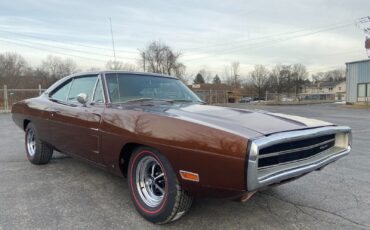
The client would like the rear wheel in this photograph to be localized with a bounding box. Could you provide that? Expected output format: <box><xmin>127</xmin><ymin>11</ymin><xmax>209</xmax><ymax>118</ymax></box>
<box><xmin>128</xmin><ymin>147</ymin><xmax>192</xmax><ymax>224</ymax></box>
<box><xmin>25</xmin><ymin>123</ymin><xmax>53</xmax><ymax>164</ymax></box>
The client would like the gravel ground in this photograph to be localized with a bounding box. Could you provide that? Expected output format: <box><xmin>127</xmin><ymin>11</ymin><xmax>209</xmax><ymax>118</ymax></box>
<box><xmin>0</xmin><ymin>103</ymin><xmax>369</xmax><ymax>230</ymax></box>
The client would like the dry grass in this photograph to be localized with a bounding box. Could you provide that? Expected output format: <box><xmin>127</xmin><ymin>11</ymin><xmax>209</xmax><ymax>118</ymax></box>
<box><xmin>340</xmin><ymin>103</ymin><xmax>370</xmax><ymax>109</ymax></box>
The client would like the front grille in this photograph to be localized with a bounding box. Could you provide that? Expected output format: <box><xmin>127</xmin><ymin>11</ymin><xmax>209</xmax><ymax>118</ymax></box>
<box><xmin>258</xmin><ymin>134</ymin><xmax>336</xmax><ymax>168</ymax></box>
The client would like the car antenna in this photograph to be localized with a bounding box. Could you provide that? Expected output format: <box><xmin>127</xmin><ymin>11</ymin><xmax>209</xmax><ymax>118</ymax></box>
<box><xmin>109</xmin><ymin>17</ymin><xmax>117</xmax><ymax>62</ymax></box>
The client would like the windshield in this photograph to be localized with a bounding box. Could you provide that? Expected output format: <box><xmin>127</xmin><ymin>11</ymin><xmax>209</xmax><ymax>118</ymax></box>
<box><xmin>105</xmin><ymin>73</ymin><xmax>202</xmax><ymax>103</ymax></box>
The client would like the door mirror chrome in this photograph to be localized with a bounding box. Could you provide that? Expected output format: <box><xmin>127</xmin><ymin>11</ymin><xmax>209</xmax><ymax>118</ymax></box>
<box><xmin>77</xmin><ymin>93</ymin><xmax>88</xmax><ymax>106</ymax></box>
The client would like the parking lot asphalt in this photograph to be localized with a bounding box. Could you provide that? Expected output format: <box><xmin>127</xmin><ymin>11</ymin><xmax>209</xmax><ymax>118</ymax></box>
<box><xmin>1</xmin><ymin>103</ymin><xmax>370</xmax><ymax>230</ymax></box>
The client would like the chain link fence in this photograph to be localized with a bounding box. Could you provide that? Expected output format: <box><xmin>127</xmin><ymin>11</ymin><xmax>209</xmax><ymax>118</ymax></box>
<box><xmin>265</xmin><ymin>93</ymin><xmax>335</xmax><ymax>104</ymax></box>
<box><xmin>0</xmin><ymin>85</ymin><xmax>45</xmax><ymax>112</ymax></box>
<box><xmin>193</xmin><ymin>90</ymin><xmax>229</xmax><ymax>104</ymax></box>
<box><xmin>1</xmin><ymin>85</ymin><xmax>342</xmax><ymax>112</ymax></box>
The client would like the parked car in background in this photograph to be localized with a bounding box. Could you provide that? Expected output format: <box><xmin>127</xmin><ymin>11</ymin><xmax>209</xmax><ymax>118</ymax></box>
<box><xmin>239</xmin><ymin>97</ymin><xmax>252</xmax><ymax>103</ymax></box>
<box><xmin>252</xmin><ymin>96</ymin><xmax>266</xmax><ymax>101</ymax></box>
<box><xmin>281</xmin><ymin>97</ymin><xmax>295</xmax><ymax>102</ymax></box>
<box><xmin>11</xmin><ymin>71</ymin><xmax>351</xmax><ymax>224</ymax></box>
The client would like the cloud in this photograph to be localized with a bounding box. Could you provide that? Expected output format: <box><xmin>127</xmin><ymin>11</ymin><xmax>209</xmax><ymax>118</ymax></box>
<box><xmin>0</xmin><ymin>0</ymin><xmax>369</xmax><ymax>74</ymax></box>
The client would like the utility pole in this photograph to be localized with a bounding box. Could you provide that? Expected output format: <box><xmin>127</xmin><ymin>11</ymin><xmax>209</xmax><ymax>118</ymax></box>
<box><xmin>109</xmin><ymin>17</ymin><xmax>117</xmax><ymax>62</ymax></box>
<box><xmin>357</xmin><ymin>16</ymin><xmax>370</xmax><ymax>57</ymax></box>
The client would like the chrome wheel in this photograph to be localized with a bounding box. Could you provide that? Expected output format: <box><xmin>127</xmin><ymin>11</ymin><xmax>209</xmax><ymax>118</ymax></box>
<box><xmin>26</xmin><ymin>129</ymin><xmax>36</xmax><ymax>157</ymax></box>
<box><xmin>135</xmin><ymin>156</ymin><xmax>166</xmax><ymax>207</ymax></box>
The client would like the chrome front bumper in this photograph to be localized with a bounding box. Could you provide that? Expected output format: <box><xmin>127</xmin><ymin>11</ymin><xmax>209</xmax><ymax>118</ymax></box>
<box><xmin>246</xmin><ymin>126</ymin><xmax>351</xmax><ymax>191</ymax></box>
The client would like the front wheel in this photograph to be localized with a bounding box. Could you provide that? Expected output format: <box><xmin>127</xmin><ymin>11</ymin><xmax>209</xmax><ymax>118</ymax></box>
<box><xmin>128</xmin><ymin>147</ymin><xmax>193</xmax><ymax>224</ymax></box>
<box><xmin>25</xmin><ymin>123</ymin><xmax>53</xmax><ymax>165</ymax></box>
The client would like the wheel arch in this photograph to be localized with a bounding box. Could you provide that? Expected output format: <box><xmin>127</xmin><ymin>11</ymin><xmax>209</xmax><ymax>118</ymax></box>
<box><xmin>23</xmin><ymin>119</ymin><xmax>31</xmax><ymax>130</ymax></box>
<box><xmin>119</xmin><ymin>142</ymin><xmax>145</xmax><ymax>177</ymax></box>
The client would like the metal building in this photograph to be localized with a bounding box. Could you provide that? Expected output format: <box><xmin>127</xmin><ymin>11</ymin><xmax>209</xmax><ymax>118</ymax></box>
<box><xmin>346</xmin><ymin>59</ymin><xmax>370</xmax><ymax>103</ymax></box>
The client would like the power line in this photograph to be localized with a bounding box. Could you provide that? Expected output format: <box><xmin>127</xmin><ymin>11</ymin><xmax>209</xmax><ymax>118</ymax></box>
<box><xmin>0</xmin><ymin>29</ymin><xmax>138</xmax><ymax>54</ymax></box>
<box><xmin>181</xmin><ymin>20</ymin><xmax>354</xmax><ymax>51</ymax></box>
<box><xmin>0</xmin><ymin>38</ymin><xmax>107</xmax><ymax>63</ymax></box>
<box><xmin>0</xmin><ymin>20</ymin><xmax>355</xmax><ymax>63</ymax></box>
<box><xmin>1</xmin><ymin>36</ymin><xmax>114</xmax><ymax>58</ymax></box>
<box><xmin>0</xmin><ymin>35</ymin><xmax>138</xmax><ymax>61</ymax></box>
<box><xmin>183</xmin><ymin>22</ymin><xmax>354</xmax><ymax>61</ymax></box>
<box><xmin>184</xmin><ymin>23</ymin><xmax>354</xmax><ymax>61</ymax></box>
<box><xmin>186</xmin><ymin>50</ymin><xmax>366</xmax><ymax>75</ymax></box>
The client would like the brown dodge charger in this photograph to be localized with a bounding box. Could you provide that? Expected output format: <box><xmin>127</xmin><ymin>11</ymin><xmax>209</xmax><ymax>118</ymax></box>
<box><xmin>11</xmin><ymin>71</ymin><xmax>351</xmax><ymax>224</ymax></box>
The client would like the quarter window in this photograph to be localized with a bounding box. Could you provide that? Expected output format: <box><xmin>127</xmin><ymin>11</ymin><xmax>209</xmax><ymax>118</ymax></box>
<box><xmin>93</xmin><ymin>78</ymin><xmax>104</xmax><ymax>103</ymax></box>
<box><xmin>67</xmin><ymin>75</ymin><xmax>98</xmax><ymax>102</ymax></box>
<box><xmin>50</xmin><ymin>80</ymin><xmax>72</xmax><ymax>101</ymax></box>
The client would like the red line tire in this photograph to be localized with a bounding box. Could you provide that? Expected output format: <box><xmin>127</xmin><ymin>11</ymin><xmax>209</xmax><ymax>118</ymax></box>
<box><xmin>128</xmin><ymin>146</ymin><xmax>193</xmax><ymax>224</ymax></box>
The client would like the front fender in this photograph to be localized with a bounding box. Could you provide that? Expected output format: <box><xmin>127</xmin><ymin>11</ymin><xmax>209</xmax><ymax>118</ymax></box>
<box><xmin>100</xmin><ymin>109</ymin><xmax>249</xmax><ymax>197</ymax></box>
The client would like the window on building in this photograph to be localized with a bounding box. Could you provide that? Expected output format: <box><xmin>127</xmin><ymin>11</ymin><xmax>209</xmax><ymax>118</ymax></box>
<box><xmin>339</xmin><ymin>87</ymin><xmax>341</xmax><ymax>91</ymax></box>
<box><xmin>367</xmin><ymin>84</ymin><xmax>370</xmax><ymax>97</ymax></box>
<box><xmin>358</xmin><ymin>84</ymin><xmax>366</xmax><ymax>97</ymax></box>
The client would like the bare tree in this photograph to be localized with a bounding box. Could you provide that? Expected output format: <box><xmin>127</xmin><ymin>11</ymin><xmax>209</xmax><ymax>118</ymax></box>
<box><xmin>198</xmin><ymin>68</ymin><xmax>212</xmax><ymax>83</ymax></box>
<box><xmin>40</xmin><ymin>55</ymin><xmax>78</xmax><ymax>79</ymax></box>
<box><xmin>106</xmin><ymin>60</ymin><xmax>137</xmax><ymax>71</ymax></box>
<box><xmin>139</xmin><ymin>41</ymin><xmax>186</xmax><ymax>79</ymax></box>
<box><xmin>173</xmin><ymin>63</ymin><xmax>188</xmax><ymax>83</ymax></box>
<box><xmin>223</xmin><ymin>65</ymin><xmax>232</xmax><ymax>85</ymax></box>
<box><xmin>292</xmin><ymin>64</ymin><xmax>308</xmax><ymax>96</ymax></box>
<box><xmin>250</xmin><ymin>65</ymin><xmax>270</xmax><ymax>98</ymax></box>
<box><xmin>224</xmin><ymin>62</ymin><xmax>241</xmax><ymax>87</ymax></box>
<box><xmin>230</xmin><ymin>61</ymin><xmax>241</xmax><ymax>87</ymax></box>
<box><xmin>87</xmin><ymin>67</ymin><xmax>101</xmax><ymax>71</ymax></box>
<box><xmin>324</xmin><ymin>69</ymin><xmax>346</xmax><ymax>82</ymax></box>
<box><xmin>269</xmin><ymin>64</ymin><xmax>289</xmax><ymax>94</ymax></box>
<box><xmin>311</xmin><ymin>72</ymin><xmax>326</xmax><ymax>83</ymax></box>
<box><xmin>0</xmin><ymin>52</ymin><xmax>28</xmax><ymax>87</ymax></box>
<box><xmin>311</xmin><ymin>68</ymin><xmax>345</xmax><ymax>83</ymax></box>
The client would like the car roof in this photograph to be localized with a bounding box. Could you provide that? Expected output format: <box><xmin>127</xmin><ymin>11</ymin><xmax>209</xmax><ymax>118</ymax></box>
<box><xmin>44</xmin><ymin>71</ymin><xmax>178</xmax><ymax>94</ymax></box>
<box><xmin>73</xmin><ymin>70</ymin><xmax>177</xmax><ymax>79</ymax></box>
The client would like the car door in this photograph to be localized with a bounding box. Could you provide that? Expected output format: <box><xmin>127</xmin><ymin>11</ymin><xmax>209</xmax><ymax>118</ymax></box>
<box><xmin>48</xmin><ymin>74</ymin><xmax>105</xmax><ymax>163</ymax></box>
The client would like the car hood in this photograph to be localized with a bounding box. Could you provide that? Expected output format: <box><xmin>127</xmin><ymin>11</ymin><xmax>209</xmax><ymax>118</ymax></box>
<box><xmin>164</xmin><ymin>104</ymin><xmax>333</xmax><ymax>139</ymax></box>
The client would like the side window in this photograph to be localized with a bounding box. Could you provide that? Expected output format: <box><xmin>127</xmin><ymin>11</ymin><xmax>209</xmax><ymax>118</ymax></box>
<box><xmin>106</xmin><ymin>75</ymin><xmax>120</xmax><ymax>102</ymax></box>
<box><xmin>68</xmin><ymin>75</ymin><xmax>98</xmax><ymax>102</ymax></box>
<box><xmin>50</xmin><ymin>80</ymin><xmax>72</xmax><ymax>101</ymax></box>
<box><xmin>93</xmin><ymin>78</ymin><xmax>104</xmax><ymax>103</ymax></box>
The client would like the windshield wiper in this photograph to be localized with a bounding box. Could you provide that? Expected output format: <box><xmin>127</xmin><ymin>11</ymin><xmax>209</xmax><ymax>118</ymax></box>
<box><xmin>123</xmin><ymin>98</ymin><xmax>197</xmax><ymax>104</ymax></box>
<box><xmin>124</xmin><ymin>98</ymin><xmax>154</xmax><ymax>103</ymax></box>
<box><xmin>166</xmin><ymin>99</ymin><xmax>194</xmax><ymax>103</ymax></box>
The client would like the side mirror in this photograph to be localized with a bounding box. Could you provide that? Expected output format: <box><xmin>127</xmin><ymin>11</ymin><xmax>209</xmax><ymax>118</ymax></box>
<box><xmin>77</xmin><ymin>93</ymin><xmax>88</xmax><ymax>106</ymax></box>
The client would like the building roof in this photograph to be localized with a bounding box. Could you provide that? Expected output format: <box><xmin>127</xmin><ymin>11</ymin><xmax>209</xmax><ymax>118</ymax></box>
<box><xmin>345</xmin><ymin>59</ymin><xmax>370</xmax><ymax>65</ymax></box>
<box><xmin>319</xmin><ymin>81</ymin><xmax>345</xmax><ymax>88</ymax></box>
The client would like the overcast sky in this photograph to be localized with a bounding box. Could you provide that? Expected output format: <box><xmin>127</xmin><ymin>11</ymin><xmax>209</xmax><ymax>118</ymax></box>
<box><xmin>0</xmin><ymin>0</ymin><xmax>369</xmax><ymax>76</ymax></box>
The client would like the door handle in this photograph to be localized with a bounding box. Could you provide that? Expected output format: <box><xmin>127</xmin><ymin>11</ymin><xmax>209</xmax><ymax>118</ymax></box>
<box><xmin>46</xmin><ymin>108</ymin><xmax>60</xmax><ymax>116</ymax></box>
<box><xmin>51</xmin><ymin>110</ymin><xmax>60</xmax><ymax>117</ymax></box>
<box><xmin>46</xmin><ymin>107</ymin><xmax>59</xmax><ymax>112</ymax></box>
